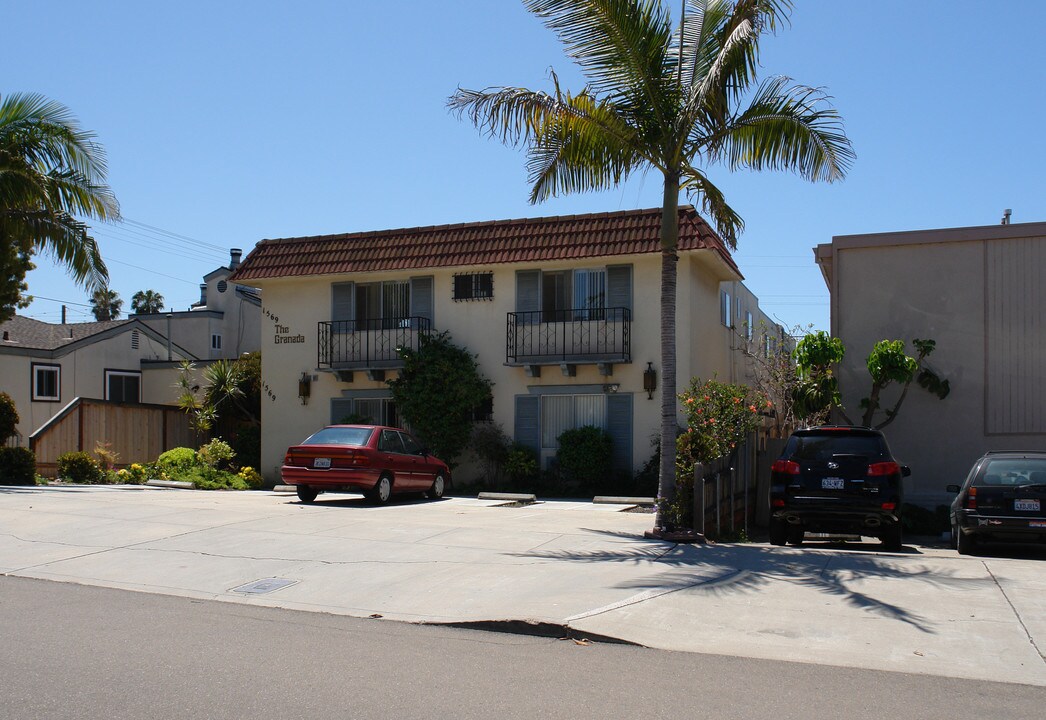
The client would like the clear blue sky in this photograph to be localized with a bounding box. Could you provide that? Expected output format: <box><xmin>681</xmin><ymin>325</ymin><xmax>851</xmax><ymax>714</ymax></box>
<box><xmin>5</xmin><ymin>0</ymin><xmax>1044</xmax><ymax>331</ymax></box>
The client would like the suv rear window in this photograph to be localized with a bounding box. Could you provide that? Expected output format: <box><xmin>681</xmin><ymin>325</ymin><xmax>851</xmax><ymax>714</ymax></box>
<box><xmin>784</xmin><ymin>432</ymin><xmax>887</xmax><ymax>462</ymax></box>
<box><xmin>980</xmin><ymin>458</ymin><xmax>1046</xmax><ymax>486</ymax></box>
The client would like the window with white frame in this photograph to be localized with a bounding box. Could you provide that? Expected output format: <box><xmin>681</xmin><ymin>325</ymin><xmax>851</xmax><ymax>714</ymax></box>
<box><xmin>745</xmin><ymin>311</ymin><xmax>754</xmax><ymax>340</ymax></box>
<box><xmin>356</xmin><ymin>280</ymin><xmax>410</xmax><ymax>327</ymax></box>
<box><xmin>105</xmin><ymin>370</ymin><xmax>141</xmax><ymax>404</ymax></box>
<box><xmin>720</xmin><ymin>291</ymin><xmax>731</xmax><ymax>328</ymax></box>
<box><xmin>541</xmin><ymin>269</ymin><xmax>607</xmax><ymax>320</ymax></box>
<box><xmin>32</xmin><ymin>363</ymin><xmax>60</xmax><ymax>401</ymax></box>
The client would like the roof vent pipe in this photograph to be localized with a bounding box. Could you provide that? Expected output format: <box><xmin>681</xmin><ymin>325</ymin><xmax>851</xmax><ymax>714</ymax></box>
<box><xmin>1002</xmin><ymin>209</ymin><xmax>1012</xmax><ymax>225</ymax></box>
<box><xmin>230</xmin><ymin>248</ymin><xmax>242</xmax><ymax>269</ymax></box>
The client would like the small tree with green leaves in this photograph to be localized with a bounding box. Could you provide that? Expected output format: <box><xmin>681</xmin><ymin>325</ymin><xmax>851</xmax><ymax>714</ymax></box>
<box><xmin>0</xmin><ymin>391</ymin><xmax>18</xmax><ymax>440</ymax></box>
<box><xmin>852</xmin><ymin>338</ymin><xmax>950</xmax><ymax>429</ymax></box>
<box><xmin>387</xmin><ymin>332</ymin><xmax>491</xmax><ymax>467</ymax></box>
<box><xmin>792</xmin><ymin>330</ymin><xmax>845</xmax><ymax>423</ymax></box>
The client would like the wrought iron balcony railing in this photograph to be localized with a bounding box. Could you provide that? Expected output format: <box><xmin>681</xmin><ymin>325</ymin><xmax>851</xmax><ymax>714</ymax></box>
<box><xmin>318</xmin><ymin>317</ymin><xmax>431</xmax><ymax>369</ymax></box>
<box><xmin>506</xmin><ymin>307</ymin><xmax>631</xmax><ymax>365</ymax></box>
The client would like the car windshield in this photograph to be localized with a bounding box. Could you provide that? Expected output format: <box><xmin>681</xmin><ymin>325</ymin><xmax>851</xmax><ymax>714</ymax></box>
<box><xmin>786</xmin><ymin>433</ymin><xmax>887</xmax><ymax>462</ymax></box>
<box><xmin>300</xmin><ymin>427</ymin><xmax>373</xmax><ymax>446</ymax></box>
<box><xmin>980</xmin><ymin>458</ymin><xmax>1046</xmax><ymax>486</ymax></box>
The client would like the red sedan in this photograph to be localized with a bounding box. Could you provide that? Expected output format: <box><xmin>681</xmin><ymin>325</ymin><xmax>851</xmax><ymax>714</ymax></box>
<box><xmin>281</xmin><ymin>425</ymin><xmax>450</xmax><ymax>504</ymax></box>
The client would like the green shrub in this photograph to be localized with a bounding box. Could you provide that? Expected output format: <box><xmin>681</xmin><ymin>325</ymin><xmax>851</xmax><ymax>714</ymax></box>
<box><xmin>57</xmin><ymin>451</ymin><xmax>104</xmax><ymax>484</ymax></box>
<box><xmin>0</xmin><ymin>392</ymin><xmax>18</xmax><ymax>440</ymax></box>
<box><xmin>0</xmin><ymin>447</ymin><xmax>36</xmax><ymax>485</ymax></box>
<box><xmin>156</xmin><ymin>447</ymin><xmax>198</xmax><ymax>475</ymax></box>
<box><xmin>556</xmin><ymin>426</ymin><xmax>613</xmax><ymax>495</ymax></box>
<box><xmin>504</xmin><ymin>443</ymin><xmax>538</xmax><ymax>489</ymax></box>
<box><xmin>229</xmin><ymin>423</ymin><xmax>261</xmax><ymax>469</ymax></box>
<box><xmin>197</xmin><ymin>438</ymin><xmax>235</xmax><ymax>469</ymax></box>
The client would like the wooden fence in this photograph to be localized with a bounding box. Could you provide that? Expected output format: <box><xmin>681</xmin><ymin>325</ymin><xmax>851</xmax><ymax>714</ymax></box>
<box><xmin>29</xmin><ymin>397</ymin><xmax>196</xmax><ymax>476</ymax></box>
<box><xmin>691</xmin><ymin>435</ymin><xmax>787</xmax><ymax>538</ymax></box>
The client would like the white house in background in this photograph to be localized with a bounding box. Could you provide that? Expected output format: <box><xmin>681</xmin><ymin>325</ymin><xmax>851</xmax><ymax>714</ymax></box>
<box><xmin>0</xmin><ymin>316</ymin><xmax>194</xmax><ymax>444</ymax></box>
<box><xmin>815</xmin><ymin>219</ymin><xmax>1046</xmax><ymax>508</ymax></box>
<box><xmin>229</xmin><ymin>206</ymin><xmax>788</xmax><ymax>485</ymax></box>
<box><xmin>133</xmin><ymin>248</ymin><xmax>262</xmax><ymax>361</ymax></box>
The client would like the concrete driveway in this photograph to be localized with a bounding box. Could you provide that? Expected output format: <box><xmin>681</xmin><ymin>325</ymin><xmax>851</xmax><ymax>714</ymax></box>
<box><xmin>1</xmin><ymin>485</ymin><xmax>1043</xmax><ymax>686</ymax></box>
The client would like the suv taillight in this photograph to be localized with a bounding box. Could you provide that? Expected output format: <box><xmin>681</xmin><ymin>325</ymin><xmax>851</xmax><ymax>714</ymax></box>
<box><xmin>867</xmin><ymin>461</ymin><xmax>901</xmax><ymax>477</ymax></box>
<box><xmin>965</xmin><ymin>486</ymin><xmax>977</xmax><ymax>510</ymax></box>
<box><xmin>771</xmin><ymin>460</ymin><xmax>801</xmax><ymax>475</ymax></box>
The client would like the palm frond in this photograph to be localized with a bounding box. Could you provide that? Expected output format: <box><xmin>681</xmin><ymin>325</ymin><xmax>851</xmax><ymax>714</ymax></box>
<box><xmin>0</xmin><ymin>209</ymin><xmax>109</xmax><ymax>289</ymax></box>
<box><xmin>712</xmin><ymin>76</ymin><xmax>855</xmax><ymax>182</ymax></box>
<box><xmin>525</xmin><ymin>0</ymin><xmax>675</xmax><ymax>121</ymax></box>
<box><xmin>448</xmin><ymin>84</ymin><xmax>563</xmax><ymax>147</ymax></box>
<box><xmin>526</xmin><ymin>93</ymin><xmax>647</xmax><ymax>202</ymax></box>
<box><xmin>680</xmin><ymin>167</ymin><xmax>744</xmax><ymax>248</ymax></box>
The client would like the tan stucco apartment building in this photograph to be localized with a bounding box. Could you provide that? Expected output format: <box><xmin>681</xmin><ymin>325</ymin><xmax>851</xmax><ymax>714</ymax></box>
<box><xmin>816</xmin><ymin>220</ymin><xmax>1046</xmax><ymax>508</ymax></box>
<box><xmin>231</xmin><ymin>206</ymin><xmax>784</xmax><ymax>485</ymax></box>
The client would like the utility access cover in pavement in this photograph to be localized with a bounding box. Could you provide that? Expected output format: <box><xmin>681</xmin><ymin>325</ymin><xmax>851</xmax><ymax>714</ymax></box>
<box><xmin>230</xmin><ymin>578</ymin><xmax>298</xmax><ymax>595</ymax></box>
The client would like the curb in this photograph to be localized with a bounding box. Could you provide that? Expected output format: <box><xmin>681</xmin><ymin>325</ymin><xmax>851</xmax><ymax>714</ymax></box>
<box><xmin>144</xmin><ymin>479</ymin><xmax>195</xmax><ymax>490</ymax></box>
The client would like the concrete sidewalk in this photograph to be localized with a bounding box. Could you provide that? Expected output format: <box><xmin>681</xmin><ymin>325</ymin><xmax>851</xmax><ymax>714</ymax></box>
<box><xmin>1</xmin><ymin>485</ymin><xmax>1044</xmax><ymax>686</ymax></box>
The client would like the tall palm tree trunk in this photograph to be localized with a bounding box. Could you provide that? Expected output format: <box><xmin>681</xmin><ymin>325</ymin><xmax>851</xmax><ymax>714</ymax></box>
<box><xmin>656</xmin><ymin>171</ymin><xmax>680</xmax><ymax>528</ymax></box>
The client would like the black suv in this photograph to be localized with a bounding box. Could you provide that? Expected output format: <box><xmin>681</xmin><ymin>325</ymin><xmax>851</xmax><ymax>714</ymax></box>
<box><xmin>769</xmin><ymin>426</ymin><xmax>910</xmax><ymax>550</ymax></box>
<box><xmin>948</xmin><ymin>451</ymin><xmax>1046</xmax><ymax>555</ymax></box>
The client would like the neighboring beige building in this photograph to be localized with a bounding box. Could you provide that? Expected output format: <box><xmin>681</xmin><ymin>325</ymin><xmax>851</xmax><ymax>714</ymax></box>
<box><xmin>133</xmin><ymin>248</ymin><xmax>262</xmax><ymax>360</ymax></box>
<box><xmin>231</xmin><ymin>206</ymin><xmax>785</xmax><ymax>484</ymax></box>
<box><xmin>815</xmin><ymin>220</ymin><xmax>1046</xmax><ymax>508</ymax></box>
<box><xmin>0</xmin><ymin>316</ymin><xmax>194</xmax><ymax>444</ymax></box>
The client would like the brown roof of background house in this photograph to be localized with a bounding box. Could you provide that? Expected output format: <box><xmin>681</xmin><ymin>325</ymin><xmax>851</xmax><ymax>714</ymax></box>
<box><xmin>0</xmin><ymin>316</ymin><xmax>132</xmax><ymax>351</ymax></box>
<box><xmin>229</xmin><ymin>206</ymin><xmax>741</xmax><ymax>282</ymax></box>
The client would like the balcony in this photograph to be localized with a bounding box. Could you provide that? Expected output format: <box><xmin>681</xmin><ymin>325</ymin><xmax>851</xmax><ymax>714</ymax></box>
<box><xmin>318</xmin><ymin>317</ymin><xmax>431</xmax><ymax>380</ymax></box>
<box><xmin>506</xmin><ymin>307</ymin><xmax>631</xmax><ymax>373</ymax></box>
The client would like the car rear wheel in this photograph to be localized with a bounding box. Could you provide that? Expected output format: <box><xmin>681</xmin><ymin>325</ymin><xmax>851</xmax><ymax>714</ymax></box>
<box><xmin>296</xmin><ymin>485</ymin><xmax>318</xmax><ymax>503</ymax></box>
<box><xmin>880</xmin><ymin>523</ymin><xmax>903</xmax><ymax>552</ymax></box>
<box><xmin>768</xmin><ymin>518</ymin><xmax>788</xmax><ymax>546</ymax></box>
<box><xmin>787</xmin><ymin>526</ymin><xmax>805</xmax><ymax>547</ymax></box>
<box><xmin>956</xmin><ymin>527</ymin><xmax>978</xmax><ymax>556</ymax></box>
<box><xmin>368</xmin><ymin>475</ymin><xmax>393</xmax><ymax>505</ymax></box>
<box><xmin>426</xmin><ymin>473</ymin><xmax>445</xmax><ymax>500</ymax></box>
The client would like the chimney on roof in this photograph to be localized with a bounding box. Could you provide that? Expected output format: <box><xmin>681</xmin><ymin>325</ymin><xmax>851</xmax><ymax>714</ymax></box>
<box><xmin>61</xmin><ymin>305</ymin><xmax>66</xmax><ymax>324</ymax></box>
<box><xmin>230</xmin><ymin>248</ymin><xmax>242</xmax><ymax>269</ymax></box>
<box><xmin>1001</xmin><ymin>209</ymin><xmax>1012</xmax><ymax>225</ymax></box>
<box><xmin>199</xmin><ymin>283</ymin><xmax>207</xmax><ymax>307</ymax></box>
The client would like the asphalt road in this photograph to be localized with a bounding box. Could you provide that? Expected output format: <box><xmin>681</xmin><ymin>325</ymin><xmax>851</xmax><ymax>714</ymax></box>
<box><xmin>3</xmin><ymin>576</ymin><xmax>1043</xmax><ymax>720</ymax></box>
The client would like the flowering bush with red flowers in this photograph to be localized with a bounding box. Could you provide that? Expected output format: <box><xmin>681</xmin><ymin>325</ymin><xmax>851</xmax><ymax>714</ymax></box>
<box><xmin>677</xmin><ymin>378</ymin><xmax>764</xmax><ymax>474</ymax></box>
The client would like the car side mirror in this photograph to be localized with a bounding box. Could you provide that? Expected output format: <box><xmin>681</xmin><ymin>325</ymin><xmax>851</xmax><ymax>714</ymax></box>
<box><xmin>946</xmin><ymin>484</ymin><xmax>961</xmax><ymax>493</ymax></box>
<box><xmin>901</xmin><ymin>465</ymin><xmax>911</xmax><ymax>478</ymax></box>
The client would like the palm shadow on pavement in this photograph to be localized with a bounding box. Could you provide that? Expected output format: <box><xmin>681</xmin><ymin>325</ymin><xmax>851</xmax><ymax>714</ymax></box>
<box><xmin>511</xmin><ymin>532</ymin><xmax>995</xmax><ymax>633</ymax></box>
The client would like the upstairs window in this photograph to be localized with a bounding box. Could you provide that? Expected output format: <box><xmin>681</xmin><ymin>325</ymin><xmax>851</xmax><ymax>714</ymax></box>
<box><xmin>453</xmin><ymin>272</ymin><xmax>494</xmax><ymax>301</ymax></box>
<box><xmin>720</xmin><ymin>291</ymin><xmax>732</xmax><ymax>328</ymax></box>
<box><xmin>32</xmin><ymin>363</ymin><xmax>60</xmax><ymax>401</ymax></box>
<box><xmin>745</xmin><ymin>311</ymin><xmax>754</xmax><ymax>340</ymax></box>
<box><xmin>211</xmin><ymin>333</ymin><xmax>222</xmax><ymax>351</ymax></box>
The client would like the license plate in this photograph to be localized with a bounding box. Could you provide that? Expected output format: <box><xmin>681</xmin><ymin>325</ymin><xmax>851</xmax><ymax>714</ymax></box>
<box><xmin>313</xmin><ymin>457</ymin><xmax>331</xmax><ymax>469</ymax></box>
<box><xmin>821</xmin><ymin>477</ymin><xmax>845</xmax><ymax>490</ymax></box>
<box><xmin>1015</xmin><ymin>499</ymin><xmax>1041</xmax><ymax>512</ymax></box>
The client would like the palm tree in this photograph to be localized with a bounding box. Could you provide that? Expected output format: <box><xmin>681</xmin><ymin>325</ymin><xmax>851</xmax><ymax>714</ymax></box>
<box><xmin>449</xmin><ymin>0</ymin><xmax>853</xmax><ymax>526</ymax></box>
<box><xmin>0</xmin><ymin>91</ymin><xmax>118</xmax><ymax>320</ymax></box>
<box><xmin>131</xmin><ymin>289</ymin><xmax>165</xmax><ymax>314</ymax></box>
<box><xmin>90</xmin><ymin>287</ymin><xmax>122</xmax><ymax>321</ymax></box>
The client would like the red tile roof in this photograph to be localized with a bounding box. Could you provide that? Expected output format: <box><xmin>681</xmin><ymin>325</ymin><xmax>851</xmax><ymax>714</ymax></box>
<box><xmin>229</xmin><ymin>206</ymin><xmax>741</xmax><ymax>282</ymax></box>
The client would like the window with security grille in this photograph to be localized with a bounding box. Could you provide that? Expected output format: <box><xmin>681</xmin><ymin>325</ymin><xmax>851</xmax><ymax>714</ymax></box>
<box><xmin>453</xmin><ymin>272</ymin><xmax>494</xmax><ymax>301</ymax></box>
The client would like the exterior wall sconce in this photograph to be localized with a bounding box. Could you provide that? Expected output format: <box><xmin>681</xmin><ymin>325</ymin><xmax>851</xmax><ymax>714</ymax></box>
<box><xmin>298</xmin><ymin>372</ymin><xmax>311</xmax><ymax>405</ymax></box>
<box><xmin>602</xmin><ymin>383</ymin><xmax>620</xmax><ymax>394</ymax></box>
<box><xmin>643</xmin><ymin>362</ymin><xmax>657</xmax><ymax>400</ymax></box>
